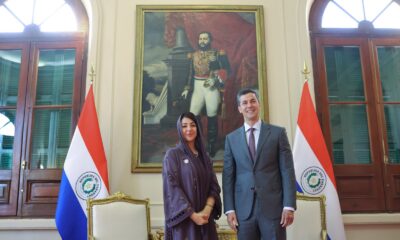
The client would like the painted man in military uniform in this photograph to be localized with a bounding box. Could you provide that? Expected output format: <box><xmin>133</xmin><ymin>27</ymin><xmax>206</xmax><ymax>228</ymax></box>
<box><xmin>181</xmin><ymin>31</ymin><xmax>230</xmax><ymax>157</ymax></box>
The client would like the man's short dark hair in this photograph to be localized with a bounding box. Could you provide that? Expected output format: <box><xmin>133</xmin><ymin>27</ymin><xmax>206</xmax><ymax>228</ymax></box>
<box><xmin>236</xmin><ymin>88</ymin><xmax>260</xmax><ymax>105</ymax></box>
<box><xmin>199</xmin><ymin>31</ymin><xmax>213</xmax><ymax>41</ymax></box>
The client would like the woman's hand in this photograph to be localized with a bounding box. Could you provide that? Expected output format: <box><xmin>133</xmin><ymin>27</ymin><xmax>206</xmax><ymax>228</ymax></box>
<box><xmin>190</xmin><ymin>212</ymin><xmax>209</xmax><ymax>225</ymax></box>
<box><xmin>200</xmin><ymin>202</ymin><xmax>213</xmax><ymax>217</ymax></box>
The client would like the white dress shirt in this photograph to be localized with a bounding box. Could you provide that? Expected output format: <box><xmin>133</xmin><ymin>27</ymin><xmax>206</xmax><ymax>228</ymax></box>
<box><xmin>244</xmin><ymin>119</ymin><xmax>262</xmax><ymax>151</ymax></box>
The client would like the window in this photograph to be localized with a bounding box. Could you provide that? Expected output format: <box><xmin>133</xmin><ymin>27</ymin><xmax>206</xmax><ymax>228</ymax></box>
<box><xmin>321</xmin><ymin>0</ymin><xmax>400</xmax><ymax>29</ymax></box>
<box><xmin>310</xmin><ymin>0</ymin><xmax>400</xmax><ymax>212</ymax></box>
<box><xmin>0</xmin><ymin>0</ymin><xmax>88</xmax><ymax>216</ymax></box>
<box><xmin>0</xmin><ymin>0</ymin><xmax>78</xmax><ymax>32</ymax></box>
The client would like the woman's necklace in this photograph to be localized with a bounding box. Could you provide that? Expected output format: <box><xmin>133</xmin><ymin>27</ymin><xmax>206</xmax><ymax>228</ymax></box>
<box><xmin>188</xmin><ymin>144</ymin><xmax>198</xmax><ymax>157</ymax></box>
<box><xmin>192</xmin><ymin>149</ymin><xmax>198</xmax><ymax>157</ymax></box>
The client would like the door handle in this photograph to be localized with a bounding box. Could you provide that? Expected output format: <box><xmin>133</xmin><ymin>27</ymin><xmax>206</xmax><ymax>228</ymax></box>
<box><xmin>21</xmin><ymin>160</ymin><xmax>26</xmax><ymax>169</ymax></box>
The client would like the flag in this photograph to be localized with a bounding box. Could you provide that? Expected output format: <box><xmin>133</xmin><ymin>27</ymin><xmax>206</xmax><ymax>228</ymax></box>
<box><xmin>293</xmin><ymin>81</ymin><xmax>346</xmax><ymax>240</ymax></box>
<box><xmin>55</xmin><ymin>85</ymin><xmax>109</xmax><ymax>240</ymax></box>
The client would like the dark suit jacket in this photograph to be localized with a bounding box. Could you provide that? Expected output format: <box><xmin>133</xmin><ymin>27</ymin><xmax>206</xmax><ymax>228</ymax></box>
<box><xmin>222</xmin><ymin>122</ymin><xmax>296</xmax><ymax>220</ymax></box>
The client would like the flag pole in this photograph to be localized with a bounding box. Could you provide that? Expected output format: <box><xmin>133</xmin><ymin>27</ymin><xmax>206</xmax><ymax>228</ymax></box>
<box><xmin>301</xmin><ymin>61</ymin><xmax>310</xmax><ymax>82</ymax></box>
<box><xmin>294</xmin><ymin>61</ymin><xmax>346</xmax><ymax>240</ymax></box>
<box><xmin>88</xmin><ymin>65</ymin><xmax>96</xmax><ymax>104</ymax></box>
<box><xmin>55</xmin><ymin>62</ymin><xmax>109</xmax><ymax>239</ymax></box>
<box><xmin>89</xmin><ymin>65</ymin><xmax>96</xmax><ymax>86</ymax></box>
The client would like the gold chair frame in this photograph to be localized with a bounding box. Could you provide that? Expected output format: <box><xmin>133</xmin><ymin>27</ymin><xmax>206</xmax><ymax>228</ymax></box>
<box><xmin>294</xmin><ymin>193</ymin><xmax>327</xmax><ymax>240</ymax></box>
<box><xmin>87</xmin><ymin>191</ymin><xmax>152</xmax><ymax>240</ymax></box>
<box><xmin>155</xmin><ymin>193</ymin><xmax>327</xmax><ymax>240</ymax></box>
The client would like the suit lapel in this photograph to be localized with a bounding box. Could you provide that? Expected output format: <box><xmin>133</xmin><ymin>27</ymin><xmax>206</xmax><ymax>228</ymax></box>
<box><xmin>254</xmin><ymin>122</ymin><xmax>271</xmax><ymax>165</ymax></box>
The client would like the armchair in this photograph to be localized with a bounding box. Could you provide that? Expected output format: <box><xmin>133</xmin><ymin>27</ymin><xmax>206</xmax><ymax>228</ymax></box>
<box><xmin>287</xmin><ymin>193</ymin><xmax>327</xmax><ymax>240</ymax></box>
<box><xmin>87</xmin><ymin>192</ymin><xmax>152</xmax><ymax>240</ymax></box>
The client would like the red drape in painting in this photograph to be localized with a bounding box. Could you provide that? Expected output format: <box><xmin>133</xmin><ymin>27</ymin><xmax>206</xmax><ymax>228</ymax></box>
<box><xmin>165</xmin><ymin>12</ymin><xmax>258</xmax><ymax>134</ymax></box>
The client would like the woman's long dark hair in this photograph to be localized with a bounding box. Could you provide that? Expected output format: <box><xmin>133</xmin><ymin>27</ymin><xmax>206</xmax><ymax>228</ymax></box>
<box><xmin>176</xmin><ymin>112</ymin><xmax>208</xmax><ymax>160</ymax></box>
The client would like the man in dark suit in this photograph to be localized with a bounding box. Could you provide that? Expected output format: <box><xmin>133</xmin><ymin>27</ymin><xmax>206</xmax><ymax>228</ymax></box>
<box><xmin>222</xmin><ymin>88</ymin><xmax>296</xmax><ymax>240</ymax></box>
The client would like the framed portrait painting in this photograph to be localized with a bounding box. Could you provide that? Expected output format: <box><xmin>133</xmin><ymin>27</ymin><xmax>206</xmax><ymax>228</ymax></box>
<box><xmin>132</xmin><ymin>5</ymin><xmax>268</xmax><ymax>172</ymax></box>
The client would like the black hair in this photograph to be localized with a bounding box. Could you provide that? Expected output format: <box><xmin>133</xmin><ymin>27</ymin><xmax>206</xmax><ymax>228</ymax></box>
<box><xmin>177</xmin><ymin>112</ymin><xmax>207</xmax><ymax>159</ymax></box>
<box><xmin>198</xmin><ymin>31</ymin><xmax>213</xmax><ymax>41</ymax></box>
<box><xmin>236</xmin><ymin>88</ymin><xmax>260</xmax><ymax>105</ymax></box>
<box><xmin>178</xmin><ymin>112</ymin><xmax>198</xmax><ymax>131</ymax></box>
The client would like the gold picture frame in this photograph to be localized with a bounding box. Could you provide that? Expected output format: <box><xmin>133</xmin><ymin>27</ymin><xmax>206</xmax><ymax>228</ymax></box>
<box><xmin>132</xmin><ymin>5</ymin><xmax>268</xmax><ymax>172</ymax></box>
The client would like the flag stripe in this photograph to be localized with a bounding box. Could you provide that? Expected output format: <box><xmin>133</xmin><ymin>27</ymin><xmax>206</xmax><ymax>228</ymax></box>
<box><xmin>56</xmin><ymin>85</ymin><xmax>109</xmax><ymax>240</ymax></box>
<box><xmin>294</xmin><ymin>81</ymin><xmax>346</xmax><ymax>240</ymax></box>
<box><xmin>297</xmin><ymin>82</ymin><xmax>336</xmax><ymax>187</ymax></box>
<box><xmin>294</xmin><ymin>128</ymin><xmax>346</xmax><ymax>240</ymax></box>
<box><xmin>78</xmin><ymin>87</ymin><xmax>110</xmax><ymax>191</ymax></box>
<box><xmin>296</xmin><ymin>181</ymin><xmax>303</xmax><ymax>193</ymax></box>
<box><xmin>64</xmin><ymin>129</ymin><xmax>109</xmax><ymax>213</ymax></box>
<box><xmin>56</xmin><ymin>171</ymin><xmax>87</xmax><ymax>240</ymax></box>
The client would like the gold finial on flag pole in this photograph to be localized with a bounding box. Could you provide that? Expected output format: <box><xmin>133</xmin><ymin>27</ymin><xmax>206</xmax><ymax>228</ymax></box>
<box><xmin>301</xmin><ymin>61</ymin><xmax>310</xmax><ymax>82</ymax></box>
<box><xmin>89</xmin><ymin>65</ymin><xmax>96</xmax><ymax>85</ymax></box>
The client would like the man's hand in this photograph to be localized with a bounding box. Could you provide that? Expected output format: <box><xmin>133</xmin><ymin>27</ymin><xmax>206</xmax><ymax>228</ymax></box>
<box><xmin>280</xmin><ymin>209</ymin><xmax>294</xmax><ymax>227</ymax></box>
<box><xmin>190</xmin><ymin>212</ymin><xmax>209</xmax><ymax>225</ymax></box>
<box><xmin>208</xmin><ymin>54</ymin><xmax>217</xmax><ymax>62</ymax></box>
<box><xmin>181</xmin><ymin>89</ymin><xmax>189</xmax><ymax>99</ymax></box>
<box><xmin>227</xmin><ymin>212</ymin><xmax>239</xmax><ymax>232</ymax></box>
<box><xmin>204</xmin><ymin>78</ymin><xmax>216</xmax><ymax>88</ymax></box>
